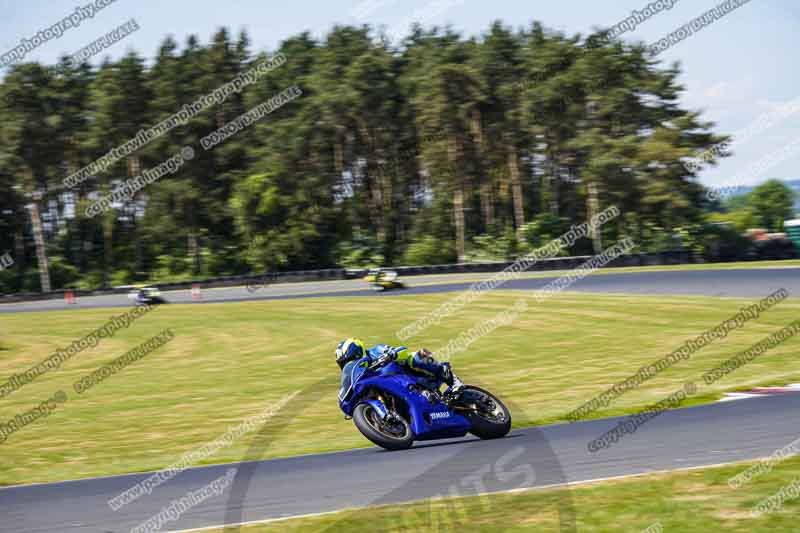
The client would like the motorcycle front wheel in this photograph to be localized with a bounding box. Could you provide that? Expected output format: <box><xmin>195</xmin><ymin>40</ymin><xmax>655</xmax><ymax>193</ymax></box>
<box><xmin>353</xmin><ymin>403</ymin><xmax>414</xmax><ymax>450</ymax></box>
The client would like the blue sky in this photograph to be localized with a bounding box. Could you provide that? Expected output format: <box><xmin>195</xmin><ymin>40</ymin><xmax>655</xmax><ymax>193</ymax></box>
<box><xmin>1</xmin><ymin>0</ymin><xmax>798</xmax><ymax>190</ymax></box>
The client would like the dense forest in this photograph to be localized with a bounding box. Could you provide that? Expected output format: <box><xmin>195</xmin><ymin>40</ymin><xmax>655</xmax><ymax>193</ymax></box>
<box><xmin>0</xmin><ymin>21</ymin><xmax>776</xmax><ymax>293</ymax></box>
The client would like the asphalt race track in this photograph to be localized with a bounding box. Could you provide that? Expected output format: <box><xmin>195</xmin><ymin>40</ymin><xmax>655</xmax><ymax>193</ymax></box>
<box><xmin>1</xmin><ymin>267</ymin><xmax>798</xmax><ymax>313</ymax></box>
<box><xmin>3</xmin><ymin>393</ymin><xmax>800</xmax><ymax>532</ymax></box>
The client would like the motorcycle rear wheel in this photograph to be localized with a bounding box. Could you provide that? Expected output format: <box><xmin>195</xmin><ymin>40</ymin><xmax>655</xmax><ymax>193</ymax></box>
<box><xmin>456</xmin><ymin>386</ymin><xmax>512</xmax><ymax>439</ymax></box>
<box><xmin>353</xmin><ymin>403</ymin><xmax>414</xmax><ymax>450</ymax></box>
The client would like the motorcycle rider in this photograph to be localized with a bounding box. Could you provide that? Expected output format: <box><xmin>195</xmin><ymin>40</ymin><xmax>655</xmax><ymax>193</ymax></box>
<box><xmin>335</xmin><ymin>337</ymin><xmax>464</xmax><ymax>396</ymax></box>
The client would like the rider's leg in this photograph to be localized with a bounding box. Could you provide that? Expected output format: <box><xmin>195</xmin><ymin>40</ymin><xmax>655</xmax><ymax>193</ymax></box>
<box><xmin>394</xmin><ymin>348</ymin><xmax>438</xmax><ymax>378</ymax></box>
<box><xmin>397</xmin><ymin>349</ymin><xmax>464</xmax><ymax>392</ymax></box>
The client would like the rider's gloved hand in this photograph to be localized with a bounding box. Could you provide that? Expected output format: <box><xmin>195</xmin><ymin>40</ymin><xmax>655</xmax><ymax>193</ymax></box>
<box><xmin>375</xmin><ymin>347</ymin><xmax>396</xmax><ymax>367</ymax></box>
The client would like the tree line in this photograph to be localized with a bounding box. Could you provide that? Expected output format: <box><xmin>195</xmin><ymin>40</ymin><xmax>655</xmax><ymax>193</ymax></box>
<box><xmin>0</xmin><ymin>21</ymin><xmax>740</xmax><ymax>292</ymax></box>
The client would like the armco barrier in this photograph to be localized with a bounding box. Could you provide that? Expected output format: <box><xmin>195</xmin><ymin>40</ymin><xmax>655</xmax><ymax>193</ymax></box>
<box><xmin>0</xmin><ymin>250</ymin><xmax>694</xmax><ymax>304</ymax></box>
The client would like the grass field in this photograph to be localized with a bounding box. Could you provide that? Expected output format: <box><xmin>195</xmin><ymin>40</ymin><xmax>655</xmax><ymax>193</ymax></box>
<box><xmin>1</xmin><ymin>290</ymin><xmax>799</xmax><ymax>486</ymax></box>
<box><xmin>208</xmin><ymin>455</ymin><xmax>800</xmax><ymax>532</ymax></box>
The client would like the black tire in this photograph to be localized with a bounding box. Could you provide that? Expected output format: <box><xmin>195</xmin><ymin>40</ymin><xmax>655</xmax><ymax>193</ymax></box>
<box><xmin>353</xmin><ymin>403</ymin><xmax>414</xmax><ymax>450</ymax></box>
<box><xmin>456</xmin><ymin>386</ymin><xmax>512</xmax><ymax>440</ymax></box>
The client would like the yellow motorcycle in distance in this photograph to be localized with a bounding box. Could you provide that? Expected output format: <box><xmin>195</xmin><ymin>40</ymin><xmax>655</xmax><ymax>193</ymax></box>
<box><xmin>125</xmin><ymin>285</ymin><xmax>166</xmax><ymax>305</ymax></box>
<box><xmin>364</xmin><ymin>268</ymin><xmax>406</xmax><ymax>291</ymax></box>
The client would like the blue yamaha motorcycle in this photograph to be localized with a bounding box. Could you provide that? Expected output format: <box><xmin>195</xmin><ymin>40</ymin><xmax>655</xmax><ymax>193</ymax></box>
<box><xmin>338</xmin><ymin>356</ymin><xmax>511</xmax><ymax>450</ymax></box>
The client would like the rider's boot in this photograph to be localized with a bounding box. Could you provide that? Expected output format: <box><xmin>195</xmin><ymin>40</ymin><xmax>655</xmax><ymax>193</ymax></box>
<box><xmin>440</xmin><ymin>362</ymin><xmax>465</xmax><ymax>401</ymax></box>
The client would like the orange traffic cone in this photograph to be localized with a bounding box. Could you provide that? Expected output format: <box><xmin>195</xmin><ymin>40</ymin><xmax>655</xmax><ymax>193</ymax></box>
<box><xmin>191</xmin><ymin>283</ymin><xmax>201</xmax><ymax>300</ymax></box>
<box><xmin>65</xmin><ymin>290</ymin><xmax>76</xmax><ymax>304</ymax></box>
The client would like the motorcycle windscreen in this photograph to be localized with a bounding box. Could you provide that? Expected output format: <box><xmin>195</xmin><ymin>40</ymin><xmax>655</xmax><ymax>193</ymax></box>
<box><xmin>338</xmin><ymin>358</ymin><xmax>369</xmax><ymax>402</ymax></box>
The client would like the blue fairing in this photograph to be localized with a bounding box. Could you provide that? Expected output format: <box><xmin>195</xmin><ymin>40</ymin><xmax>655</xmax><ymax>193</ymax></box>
<box><xmin>339</xmin><ymin>356</ymin><xmax>472</xmax><ymax>441</ymax></box>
